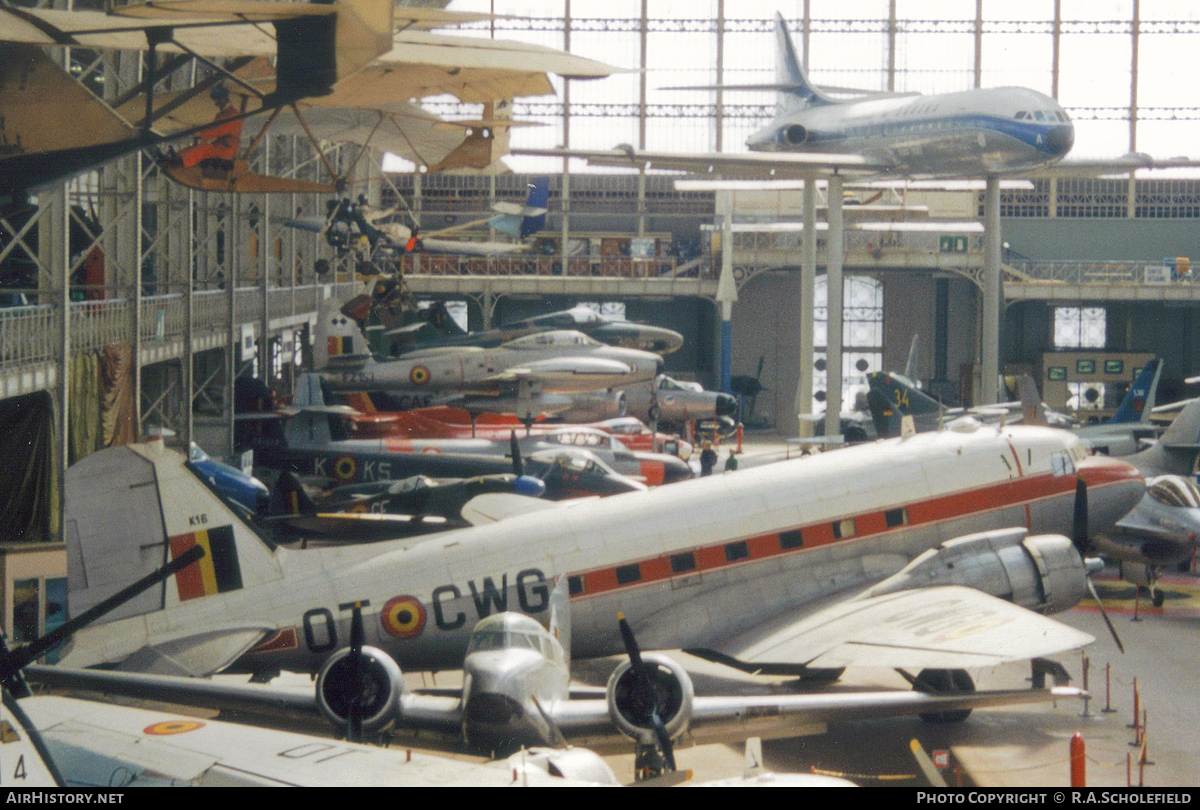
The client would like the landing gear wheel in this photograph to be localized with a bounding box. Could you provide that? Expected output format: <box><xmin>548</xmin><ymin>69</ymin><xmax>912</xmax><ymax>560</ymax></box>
<box><xmin>916</xmin><ymin>668</ymin><xmax>975</xmax><ymax>724</ymax></box>
<box><xmin>1152</xmin><ymin>588</ymin><xmax>1165</xmax><ymax>608</ymax></box>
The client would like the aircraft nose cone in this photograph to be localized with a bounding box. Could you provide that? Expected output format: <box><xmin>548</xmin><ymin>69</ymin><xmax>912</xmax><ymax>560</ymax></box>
<box><xmin>1075</xmin><ymin>454</ymin><xmax>1146</xmax><ymax>529</ymax></box>
<box><xmin>1046</xmin><ymin>124</ymin><xmax>1074</xmax><ymax>156</ymax></box>
<box><xmin>715</xmin><ymin>393</ymin><xmax>738</xmax><ymax>417</ymax></box>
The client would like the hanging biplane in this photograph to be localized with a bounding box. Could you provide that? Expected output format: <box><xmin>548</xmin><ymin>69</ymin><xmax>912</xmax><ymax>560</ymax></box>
<box><xmin>0</xmin><ymin>0</ymin><xmax>621</xmax><ymax>199</ymax></box>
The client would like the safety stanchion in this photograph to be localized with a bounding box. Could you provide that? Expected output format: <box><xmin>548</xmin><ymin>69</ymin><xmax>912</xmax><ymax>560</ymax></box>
<box><xmin>1070</xmin><ymin>733</ymin><xmax>1086</xmax><ymax>787</ymax></box>
<box><xmin>1102</xmin><ymin>663</ymin><xmax>1116</xmax><ymax>713</ymax></box>
<box><xmin>1128</xmin><ymin>677</ymin><xmax>1140</xmax><ymax>738</ymax></box>
<box><xmin>736</xmin><ymin>422</ymin><xmax>744</xmax><ymax>453</ymax></box>
<box><xmin>1080</xmin><ymin>652</ymin><xmax>1091</xmax><ymax>717</ymax></box>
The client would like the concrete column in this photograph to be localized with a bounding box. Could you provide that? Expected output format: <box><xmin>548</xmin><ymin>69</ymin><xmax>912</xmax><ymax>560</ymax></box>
<box><xmin>824</xmin><ymin>174</ymin><xmax>844</xmax><ymax>439</ymax></box>
<box><xmin>716</xmin><ymin>193</ymin><xmax>737</xmax><ymax>394</ymax></box>
<box><xmin>795</xmin><ymin>179</ymin><xmax>817</xmax><ymax>436</ymax></box>
<box><xmin>981</xmin><ymin>174</ymin><xmax>1002</xmax><ymax>405</ymax></box>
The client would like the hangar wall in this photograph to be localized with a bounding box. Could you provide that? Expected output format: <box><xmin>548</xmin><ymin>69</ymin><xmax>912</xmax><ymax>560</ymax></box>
<box><xmin>1002</xmin><ymin>219</ymin><xmax>1200</xmax><ymax>263</ymax></box>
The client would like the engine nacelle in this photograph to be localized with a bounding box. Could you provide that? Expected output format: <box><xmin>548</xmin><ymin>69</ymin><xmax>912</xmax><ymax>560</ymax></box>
<box><xmin>780</xmin><ymin>124</ymin><xmax>808</xmax><ymax>146</ymax></box>
<box><xmin>606</xmin><ymin>653</ymin><xmax>695</xmax><ymax>745</ymax></box>
<box><xmin>315</xmin><ymin>645</ymin><xmax>406</xmax><ymax>733</ymax></box>
<box><xmin>555</xmin><ymin>391</ymin><xmax>627</xmax><ymax>423</ymax></box>
<box><xmin>867</xmin><ymin>527</ymin><xmax>1089</xmax><ymax>615</ymax></box>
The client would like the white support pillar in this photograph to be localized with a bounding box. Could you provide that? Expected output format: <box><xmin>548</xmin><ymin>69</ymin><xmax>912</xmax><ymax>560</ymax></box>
<box><xmin>981</xmin><ymin>174</ymin><xmax>1002</xmax><ymax>405</ymax></box>
<box><xmin>795</xmin><ymin>179</ymin><xmax>817</xmax><ymax>437</ymax></box>
<box><xmin>824</xmin><ymin>174</ymin><xmax>844</xmax><ymax>439</ymax></box>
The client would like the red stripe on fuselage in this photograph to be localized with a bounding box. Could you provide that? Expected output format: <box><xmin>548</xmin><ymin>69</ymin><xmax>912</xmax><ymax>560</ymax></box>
<box><xmin>571</xmin><ymin>454</ymin><xmax>1140</xmax><ymax>600</ymax></box>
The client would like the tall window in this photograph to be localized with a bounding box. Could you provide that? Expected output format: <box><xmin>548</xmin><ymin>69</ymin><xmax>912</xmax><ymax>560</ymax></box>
<box><xmin>1053</xmin><ymin>307</ymin><xmax>1106</xmax><ymax>349</ymax></box>
<box><xmin>814</xmin><ymin>276</ymin><xmax>883</xmax><ymax>414</ymax></box>
<box><xmin>1054</xmin><ymin>306</ymin><xmax>1107</xmax><ymax>411</ymax></box>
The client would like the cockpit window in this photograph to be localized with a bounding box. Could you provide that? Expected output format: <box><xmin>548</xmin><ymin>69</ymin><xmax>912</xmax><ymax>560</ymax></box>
<box><xmin>1148</xmin><ymin>477</ymin><xmax>1200</xmax><ymax>508</ymax></box>
<box><xmin>1050</xmin><ymin>451</ymin><xmax>1075</xmax><ymax>477</ymax></box>
<box><xmin>466</xmin><ymin>629</ymin><xmax>542</xmax><ymax>654</ymax></box>
<box><xmin>1033</xmin><ymin>111</ymin><xmax>1045</xmax><ymax>121</ymax></box>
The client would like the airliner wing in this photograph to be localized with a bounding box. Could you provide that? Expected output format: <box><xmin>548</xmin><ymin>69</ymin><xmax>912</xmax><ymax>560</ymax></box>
<box><xmin>513</xmin><ymin>147</ymin><xmax>881</xmax><ymax>177</ymax></box>
<box><xmin>1032</xmin><ymin>153</ymin><xmax>1200</xmax><ymax>177</ymax></box>
<box><xmin>706</xmin><ymin>586</ymin><xmax>1094</xmax><ymax>670</ymax></box>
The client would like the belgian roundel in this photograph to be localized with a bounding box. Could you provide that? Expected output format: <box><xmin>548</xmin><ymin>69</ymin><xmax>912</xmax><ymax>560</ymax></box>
<box><xmin>333</xmin><ymin>455</ymin><xmax>358</xmax><ymax>482</ymax></box>
<box><xmin>381</xmin><ymin>596</ymin><xmax>426</xmax><ymax>638</ymax></box>
<box><xmin>410</xmin><ymin>365</ymin><xmax>431</xmax><ymax>385</ymax></box>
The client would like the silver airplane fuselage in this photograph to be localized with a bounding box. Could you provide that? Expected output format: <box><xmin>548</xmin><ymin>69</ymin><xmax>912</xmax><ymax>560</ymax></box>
<box><xmin>322</xmin><ymin>330</ymin><xmax>663</xmax><ymax>396</ymax></box>
<box><xmin>748</xmin><ymin>86</ymin><xmax>1074</xmax><ymax>177</ymax></box>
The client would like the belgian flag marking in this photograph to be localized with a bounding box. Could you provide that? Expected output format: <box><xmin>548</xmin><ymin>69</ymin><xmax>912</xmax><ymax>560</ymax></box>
<box><xmin>169</xmin><ymin>525</ymin><xmax>245</xmax><ymax>602</ymax></box>
<box><xmin>327</xmin><ymin>335</ymin><xmax>353</xmax><ymax>356</ymax></box>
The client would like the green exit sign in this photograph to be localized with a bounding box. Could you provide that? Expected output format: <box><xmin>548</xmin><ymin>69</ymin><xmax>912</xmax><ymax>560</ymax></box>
<box><xmin>940</xmin><ymin>235</ymin><xmax>969</xmax><ymax>253</ymax></box>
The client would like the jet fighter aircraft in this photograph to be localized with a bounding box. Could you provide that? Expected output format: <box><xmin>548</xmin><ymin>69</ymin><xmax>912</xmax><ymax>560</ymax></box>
<box><xmin>316</xmin><ymin>301</ymin><xmax>664</xmax><ymax>423</ymax></box>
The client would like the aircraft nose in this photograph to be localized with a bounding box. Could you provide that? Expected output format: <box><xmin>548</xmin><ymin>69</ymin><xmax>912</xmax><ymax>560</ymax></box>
<box><xmin>1075</xmin><ymin>454</ymin><xmax>1146</xmax><ymax>529</ymax></box>
<box><xmin>1046</xmin><ymin>124</ymin><xmax>1074</xmax><ymax>156</ymax></box>
<box><xmin>715</xmin><ymin>393</ymin><xmax>738</xmax><ymax>417</ymax></box>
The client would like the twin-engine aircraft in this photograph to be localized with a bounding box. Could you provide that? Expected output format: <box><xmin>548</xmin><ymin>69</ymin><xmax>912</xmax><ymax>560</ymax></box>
<box><xmin>58</xmin><ymin>420</ymin><xmax>1143</xmax><ymax>701</ymax></box>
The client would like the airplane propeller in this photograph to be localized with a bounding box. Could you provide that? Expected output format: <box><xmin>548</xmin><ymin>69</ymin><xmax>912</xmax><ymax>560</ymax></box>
<box><xmin>344</xmin><ymin>601</ymin><xmax>368</xmax><ymax>743</ymax></box>
<box><xmin>1072</xmin><ymin>477</ymin><xmax>1125</xmax><ymax>654</ymax></box>
<box><xmin>510</xmin><ymin>431</ymin><xmax>524</xmax><ymax>477</ymax></box>
<box><xmin>616</xmin><ymin>613</ymin><xmax>676</xmax><ymax>775</ymax></box>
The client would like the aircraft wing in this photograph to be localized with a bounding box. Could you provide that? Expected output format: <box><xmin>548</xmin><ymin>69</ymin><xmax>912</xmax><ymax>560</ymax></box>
<box><xmin>488</xmin><ymin>357</ymin><xmax>633</xmax><ymax>384</ymax></box>
<box><xmin>704</xmin><ymin>586</ymin><xmax>1094</xmax><ymax>671</ymax></box>
<box><xmin>1031</xmin><ymin>152</ymin><xmax>1200</xmax><ymax>177</ymax></box>
<box><xmin>512</xmin><ymin>146</ymin><xmax>882</xmax><ymax>177</ymax></box>
<box><xmin>551</xmin><ymin>685</ymin><xmax>1083</xmax><ymax>746</ymax></box>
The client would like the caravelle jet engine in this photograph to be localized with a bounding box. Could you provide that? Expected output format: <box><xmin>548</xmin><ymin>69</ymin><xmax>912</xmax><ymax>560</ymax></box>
<box><xmin>867</xmin><ymin>527</ymin><xmax>1090</xmax><ymax>615</ymax></box>
<box><xmin>605</xmin><ymin>653</ymin><xmax>695</xmax><ymax>744</ymax></box>
<box><xmin>315</xmin><ymin>645</ymin><xmax>406</xmax><ymax>733</ymax></box>
<box><xmin>779</xmin><ymin>124</ymin><xmax>809</xmax><ymax>147</ymax></box>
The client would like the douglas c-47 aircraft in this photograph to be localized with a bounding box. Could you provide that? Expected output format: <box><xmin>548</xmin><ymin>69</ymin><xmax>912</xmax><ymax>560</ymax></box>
<box><xmin>57</xmin><ymin>420</ymin><xmax>1143</xmax><ymax>747</ymax></box>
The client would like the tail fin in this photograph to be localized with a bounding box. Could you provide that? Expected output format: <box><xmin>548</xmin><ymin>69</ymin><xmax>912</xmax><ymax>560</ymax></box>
<box><xmin>269</xmin><ymin>472</ymin><xmax>319</xmax><ymax>517</ymax></box>
<box><xmin>1157</xmin><ymin>395</ymin><xmax>1200</xmax><ymax>449</ymax></box>
<box><xmin>427</xmin><ymin>99</ymin><xmax>515</xmax><ymax>172</ymax></box>
<box><xmin>773</xmin><ymin>12</ymin><xmax>833</xmax><ymax>115</ymax></box>
<box><xmin>1110</xmin><ymin>359</ymin><xmax>1161</xmax><ymax>424</ymax></box>
<box><xmin>315</xmin><ymin>298</ymin><xmax>374</xmax><ymax>369</ymax></box>
<box><xmin>489</xmin><ymin>176</ymin><xmax>551</xmax><ymax>240</ymax></box>
<box><xmin>65</xmin><ymin>441</ymin><xmax>282</xmax><ymax>625</ymax></box>
<box><xmin>1017</xmin><ymin>375</ymin><xmax>1049</xmax><ymax>427</ymax></box>
<box><xmin>869</xmin><ymin>372</ymin><xmax>945</xmax><ymax>417</ymax></box>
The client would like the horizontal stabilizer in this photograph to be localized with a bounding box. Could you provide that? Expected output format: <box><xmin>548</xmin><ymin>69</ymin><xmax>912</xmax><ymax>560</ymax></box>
<box><xmin>460</xmin><ymin>493</ymin><xmax>566</xmax><ymax>525</ymax></box>
<box><xmin>114</xmin><ymin>625</ymin><xmax>276</xmax><ymax>677</ymax></box>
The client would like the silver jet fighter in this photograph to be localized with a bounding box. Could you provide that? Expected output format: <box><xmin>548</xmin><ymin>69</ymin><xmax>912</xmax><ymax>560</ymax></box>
<box><xmin>317</xmin><ymin>301</ymin><xmax>663</xmax><ymax>420</ymax></box>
